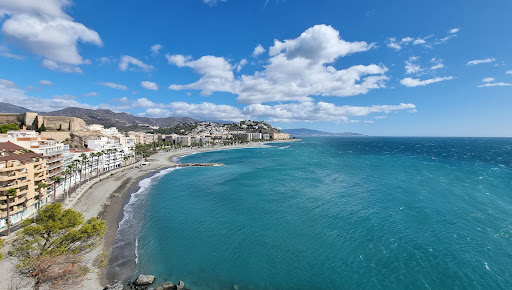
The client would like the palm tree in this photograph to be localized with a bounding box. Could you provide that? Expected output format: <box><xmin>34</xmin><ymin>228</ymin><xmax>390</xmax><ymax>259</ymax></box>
<box><xmin>36</xmin><ymin>181</ymin><xmax>48</xmax><ymax>210</ymax></box>
<box><xmin>50</xmin><ymin>176</ymin><xmax>62</xmax><ymax>202</ymax></box>
<box><xmin>4</xmin><ymin>188</ymin><xmax>16</xmax><ymax>235</ymax></box>
<box><xmin>95</xmin><ymin>151</ymin><xmax>103</xmax><ymax>178</ymax></box>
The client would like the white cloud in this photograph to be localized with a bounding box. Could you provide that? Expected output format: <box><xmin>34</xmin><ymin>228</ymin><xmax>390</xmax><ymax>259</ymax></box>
<box><xmin>0</xmin><ymin>45</ymin><xmax>23</xmax><ymax>59</ymax></box>
<box><xmin>430</xmin><ymin>58</ymin><xmax>444</xmax><ymax>70</ymax></box>
<box><xmin>243</xmin><ymin>102</ymin><xmax>415</xmax><ymax>122</ymax></box>
<box><xmin>151</xmin><ymin>44</ymin><xmax>162</xmax><ymax>55</ymax></box>
<box><xmin>252</xmin><ymin>44</ymin><xmax>266</xmax><ymax>57</ymax></box>
<box><xmin>99</xmin><ymin>82</ymin><xmax>128</xmax><ymax>90</ymax></box>
<box><xmin>119</xmin><ymin>55</ymin><xmax>153</xmax><ymax>72</ymax></box>
<box><xmin>142</xmin><ymin>108</ymin><xmax>172</xmax><ymax>118</ymax></box>
<box><xmin>168</xmin><ymin>102</ymin><xmax>243</xmax><ymax>121</ymax></box>
<box><xmin>386</xmin><ymin>38</ymin><xmax>402</xmax><ymax>50</ymax></box>
<box><xmin>405</xmin><ymin>56</ymin><xmax>423</xmax><ymax>74</ymax></box>
<box><xmin>203</xmin><ymin>0</ymin><xmax>227</xmax><ymax>6</ymax></box>
<box><xmin>478</xmin><ymin>82</ymin><xmax>512</xmax><ymax>88</ymax></box>
<box><xmin>0</xmin><ymin>78</ymin><xmax>95</xmax><ymax>111</ymax></box>
<box><xmin>98</xmin><ymin>56</ymin><xmax>111</xmax><ymax>64</ymax></box>
<box><xmin>413</xmin><ymin>38</ymin><xmax>426</xmax><ymax>45</ymax></box>
<box><xmin>39</xmin><ymin>80</ymin><xmax>53</xmax><ymax>86</ymax></box>
<box><xmin>132</xmin><ymin>98</ymin><xmax>158</xmax><ymax>108</ymax></box>
<box><xmin>141</xmin><ymin>81</ymin><xmax>158</xmax><ymax>91</ymax></box>
<box><xmin>482</xmin><ymin>77</ymin><xmax>495</xmax><ymax>83</ymax></box>
<box><xmin>83</xmin><ymin>91</ymin><xmax>98</xmax><ymax>97</ymax></box>
<box><xmin>168</xmin><ymin>25</ymin><xmax>387</xmax><ymax>104</ymax></box>
<box><xmin>52</xmin><ymin>94</ymin><xmax>76</xmax><ymax>100</ymax></box>
<box><xmin>467</xmin><ymin>58</ymin><xmax>495</xmax><ymax>66</ymax></box>
<box><xmin>400</xmin><ymin>76</ymin><xmax>453</xmax><ymax>87</ymax></box>
<box><xmin>0</xmin><ymin>0</ymin><xmax>102</xmax><ymax>71</ymax></box>
<box><xmin>236</xmin><ymin>58</ymin><xmax>247</xmax><ymax>72</ymax></box>
<box><xmin>506</xmin><ymin>70</ymin><xmax>512</xmax><ymax>74</ymax></box>
<box><xmin>42</xmin><ymin>59</ymin><xmax>82</xmax><ymax>73</ymax></box>
<box><xmin>375</xmin><ymin>115</ymin><xmax>387</xmax><ymax>119</ymax></box>
<box><xmin>449</xmin><ymin>28</ymin><xmax>460</xmax><ymax>34</ymax></box>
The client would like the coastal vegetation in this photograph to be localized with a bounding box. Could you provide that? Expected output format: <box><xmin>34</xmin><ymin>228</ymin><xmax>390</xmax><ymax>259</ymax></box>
<box><xmin>8</xmin><ymin>203</ymin><xmax>106</xmax><ymax>289</ymax></box>
<box><xmin>0</xmin><ymin>123</ymin><xmax>19</xmax><ymax>133</ymax></box>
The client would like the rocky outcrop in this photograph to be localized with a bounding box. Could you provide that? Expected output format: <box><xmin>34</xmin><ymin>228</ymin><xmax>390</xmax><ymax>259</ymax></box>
<box><xmin>156</xmin><ymin>281</ymin><xmax>174</xmax><ymax>290</ymax></box>
<box><xmin>134</xmin><ymin>274</ymin><xmax>156</xmax><ymax>286</ymax></box>
<box><xmin>103</xmin><ymin>280</ymin><xmax>124</xmax><ymax>290</ymax></box>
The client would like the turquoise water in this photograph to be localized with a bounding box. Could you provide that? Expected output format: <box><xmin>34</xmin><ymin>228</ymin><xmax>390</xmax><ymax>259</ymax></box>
<box><xmin>131</xmin><ymin>138</ymin><xmax>512</xmax><ymax>289</ymax></box>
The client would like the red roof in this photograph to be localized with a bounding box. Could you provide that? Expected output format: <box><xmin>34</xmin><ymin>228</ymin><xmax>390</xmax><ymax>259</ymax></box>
<box><xmin>0</xmin><ymin>141</ymin><xmax>25</xmax><ymax>151</ymax></box>
<box><xmin>0</xmin><ymin>152</ymin><xmax>43</xmax><ymax>163</ymax></box>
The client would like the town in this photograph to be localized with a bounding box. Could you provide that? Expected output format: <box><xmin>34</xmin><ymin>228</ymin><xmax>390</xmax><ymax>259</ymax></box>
<box><xmin>0</xmin><ymin>112</ymin><xmax>290</xmax><ymax>232</ymax></box>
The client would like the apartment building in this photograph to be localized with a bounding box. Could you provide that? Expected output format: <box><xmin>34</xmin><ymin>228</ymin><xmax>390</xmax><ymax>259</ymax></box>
<box><xmin>0</xmin><ymin>142</ymin><xmax>47</xmax><ymax>229</ymax></box>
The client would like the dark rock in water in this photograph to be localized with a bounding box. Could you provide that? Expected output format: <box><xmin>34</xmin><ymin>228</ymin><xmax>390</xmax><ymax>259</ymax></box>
<box><xmin>176</xmin><ymin>281</ymin><xmax>185</xmax><ymax>290</ymax></box>
<box><xmin>135</xmin><ymin>274</ymin><xmax>156</xmax><ymax>286</ymax></box>
<box><xmin>156</xmin><ymin>281</ymin><xmax>175</xmax><ymax>290</ymax></box>
<box><xmin>104</xmin><ymin>280</ymin><xmax>124</xmax><ymax>290</ymax></box>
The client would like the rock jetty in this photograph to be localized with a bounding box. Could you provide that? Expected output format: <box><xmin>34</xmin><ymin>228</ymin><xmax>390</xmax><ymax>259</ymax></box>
<box><xmin>103</xmin><ymin>275</ymin><xmax>187</xmax><ymax>290</ymax></box>
<box><xmin>175</xmin><ymin>162</ymin><xmax>224</xmax><ymax>167</ymax></box>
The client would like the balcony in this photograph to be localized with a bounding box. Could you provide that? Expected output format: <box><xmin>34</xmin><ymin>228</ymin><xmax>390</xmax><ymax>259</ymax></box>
<box><xmin>0</xmin><ymin>179</ymin><xmax>30</xmax><ymax>190</ymax></box>
<box><xmin>48</xmin><ymin>161</ymin><xmax>62</xmax><ymax>170</ymax></box>
<box><xmin>0</xmin><ymin>171</ymin><xmax>28</xmax><ymax>182</ymax></box>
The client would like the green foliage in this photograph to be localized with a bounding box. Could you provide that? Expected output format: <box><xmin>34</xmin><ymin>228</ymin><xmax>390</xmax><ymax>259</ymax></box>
<box><xmin>9</xmin><ymin>203</ymin><xmax>106</xmax><ymax>285</ymax></box>
<box><xmin>37</xmin><ymin>122</ymin><xmax>46</xmax><ymax>133</ymax></box>
<box><xmin>58</xmin><ymin>124</ymin><xmax>62</xmax><ymax>131</ymax></box>
<box><xmin>0</xmin><ymin>123</ymin><xmax>19</xmax><ymax>133</ymax></box>
<box><xmin>152</xmin><ymin>122</ymin><xmax>198</xmax><ymax>135</ymax></box>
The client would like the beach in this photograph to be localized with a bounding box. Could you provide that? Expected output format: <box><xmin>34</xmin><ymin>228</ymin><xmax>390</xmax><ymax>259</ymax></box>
<box><xmin>73</xmin><ymin>142</ymin><xmax>280</xmax><ymax>289</ymax></box>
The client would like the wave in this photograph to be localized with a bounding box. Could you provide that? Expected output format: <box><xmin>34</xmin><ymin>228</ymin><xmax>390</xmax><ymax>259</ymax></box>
<box><xmin>108</xmin><ymin>167</ymin><xmax>180</xmax><ymax>281</ymax></box>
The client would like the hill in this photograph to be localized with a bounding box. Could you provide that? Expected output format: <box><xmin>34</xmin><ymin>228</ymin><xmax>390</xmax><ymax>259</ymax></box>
<box><xmin>281</xmin><ymin>128</ymin><xmax>366</xmax><ymax>137</ymax></box>
<box><xmin>41</xmin><ymin>107</ymin><xmax>198</xmax><ymax>129</ymax></box>
<box><xmin>0</xmin><ymin>102</ymin><xmax>32</xmax><ymax>113</ymax></box>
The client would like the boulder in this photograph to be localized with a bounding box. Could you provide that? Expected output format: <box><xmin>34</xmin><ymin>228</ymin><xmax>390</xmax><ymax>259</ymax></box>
<box><xmin>156</xmin><ymin>281</ymin><xmax>175</xmax><ymax>290</ymax></box>
<box><xmin>134</xmin><ymin>274</ymin><xmax>156</xmax><ymax>286</ymax></box>
<box><xmin>103</xmin><ymin>280</ymin><xmax>124</xmax><ymax>290</ymax></box>
<box><xmin>176</xmin><ymin>281</ymin><xmax>185</xmax><ymax>290</ymax></box>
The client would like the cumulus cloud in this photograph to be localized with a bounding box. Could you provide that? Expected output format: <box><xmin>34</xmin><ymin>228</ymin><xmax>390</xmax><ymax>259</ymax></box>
<box><xmin>478</xmin><ymin>82</ymin><xmax>512</xmax><ymax>88</ymax></box>
<box><xmin>243</xmin><ymin>102</ymin><xmax>416</xmax><ymax>122</ymax></box>
<box><xmin>142</xmin><ymin>108</ymin><xmax>172</xmax><ymax>118</ymax></box>
<box><xmin>430</xmin><ymin>58</ymin><xmax>444</xmax><ymax>70</ymax></box>
<box><xmin>42</xmin><ymin>59</ymin><xmax>82</xmax><ymax>73</ymax></box>
<box><xmin>0</xmin><ymin>78</ymin><xmax>95</xmax><ymax>111</ymax></box>
<box><xmin>141</xmin><ymin>81</ymin><xmax>158</xmax><ymax>90</ymax></box>
<box><xmin>467</xmin><ymin>58</ymin><xmax>495</xmax><ymax>66</ymax></box>
<box><xmin>168</xmin><ymin>24</ymin><xmax>387</xmax><ymax>104</ymax></box>
<box><xmin>169</xmin><ymin>102</ymin><xmax>244</xmax><ymax>121</ymax></box>
<box><xmin>449</xmin><ymin>28</ymin><xmax>460</xmax><ymax>34</ymax></box>
<box><xmin>400</xmin><ymin>76</ymin><xmax>453</xmax><ymax>87</ymax></box>
<box><xmin>506</xmin><ymin>70</ymin><xmax>512</xmax><ymax>74</ymax></box>
<box><xmin>0</xmin><ymin>0</ymin><xmax>102</xmax><ymax>71</ymax></box>
<box><xmin>151</xmin><ymin>44</ymin><xmax>162</xmax><ymax>55</ymax></box>
<box><xmin>482</xmin><ymin>77</ymin><xmax>495</xmax><ymax>83</ymax></box>
<box><xmin>119</xmin><ymin>55</ymin><xmax>153</xmax><ymax>72</ymax></box>
<box><xmin>39</xmin><ymin>80</ymin><xmax>53</xmax><ymax>86</ymax></box>
<box><xmin>99</xmin><ymin>82</ymin><xmax>129</xmax><ymax>90</ymax></box>
<box><xmin>405</xmin><ymin>56</ymin><xmax>423</xmax><ymax>74</ymax></box>
<box><xmin>252</xmin><ymin>44</ymin><xmax>266</xmax><ymax>57</ymax></box>
<box><xmin>0</xmin><ymin>78</ymin><xmax>18</xmax><ymax>88</ymax></box>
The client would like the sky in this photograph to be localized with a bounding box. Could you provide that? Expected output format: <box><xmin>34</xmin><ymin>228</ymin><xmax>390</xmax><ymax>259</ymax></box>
<box><xmin>0</xmin><ymin>0</ymin><xmax>511</xmax><ymax>137</ymax></box>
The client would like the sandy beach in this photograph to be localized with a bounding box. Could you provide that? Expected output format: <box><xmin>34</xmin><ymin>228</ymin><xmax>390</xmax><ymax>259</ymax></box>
<box><xmin>73</xmin><ymin>142</ymin><xmax>283</xmax><ymax>289</ymax></box>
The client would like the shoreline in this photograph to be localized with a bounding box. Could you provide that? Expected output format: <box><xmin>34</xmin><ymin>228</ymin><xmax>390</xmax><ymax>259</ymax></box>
<box><xmin>72</xmin><ymin>140</ymin><xmax>298</xmax><ymax>289</ymax></box>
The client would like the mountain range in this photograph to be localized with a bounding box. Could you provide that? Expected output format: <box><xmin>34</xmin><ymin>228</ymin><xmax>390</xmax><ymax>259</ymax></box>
<box><xmin>281</xmin><ymin>128</ymin><xmax>366</xmax><ymax>137</ymax></box>
<box><xmin>0</xmin><ymin>102</ymin><xmax>198</xmax><ymax>129</ymax></box>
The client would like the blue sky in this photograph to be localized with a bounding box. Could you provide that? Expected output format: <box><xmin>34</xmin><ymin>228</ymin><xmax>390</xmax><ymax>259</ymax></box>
<box><xmin>0</xmin><ymin>0</ymin><xmax>511</xmax><ymax>136</ymax></box>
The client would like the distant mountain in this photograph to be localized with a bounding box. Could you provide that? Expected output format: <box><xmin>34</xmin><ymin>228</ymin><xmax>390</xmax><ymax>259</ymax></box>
<box><xmin>281</xmin><ymin>128</ymin><xmax>366</xmax><ymax>137</ymax></box>
<box><xmin>0</xmin><ymin>102</ymin><xmax>32</xmax><ymax>113</ymax></box>
<box><xmin>41</xmin><ymin>107</ymin><xmax>198</xmax><ymax>129</ymax></box>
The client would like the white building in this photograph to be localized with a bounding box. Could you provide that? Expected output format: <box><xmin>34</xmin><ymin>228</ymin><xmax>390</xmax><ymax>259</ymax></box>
<box><xmin>87</xmin><ymin>137</ymin><xmax>125</xmax><ymax>171</ymax></box>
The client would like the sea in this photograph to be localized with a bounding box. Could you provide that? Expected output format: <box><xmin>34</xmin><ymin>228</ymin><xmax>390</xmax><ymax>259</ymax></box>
<box><xmin>110</xmin><ymin>137</ymin><xmax>512</xmax><ymax>289</ymax></box>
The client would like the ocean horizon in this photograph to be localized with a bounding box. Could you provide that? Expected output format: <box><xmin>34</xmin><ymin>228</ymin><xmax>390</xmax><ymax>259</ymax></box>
<box><xmin>112</xmin><ymin>137</ymin><xmax>512</xmax><ymax>289</ymax></box>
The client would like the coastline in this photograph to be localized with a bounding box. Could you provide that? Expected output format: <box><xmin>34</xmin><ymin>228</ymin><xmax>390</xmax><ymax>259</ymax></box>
<box><xmin>72</xmin><ymin>141</ymin><xmax>297</xmax><ymax>289</ymax></box>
